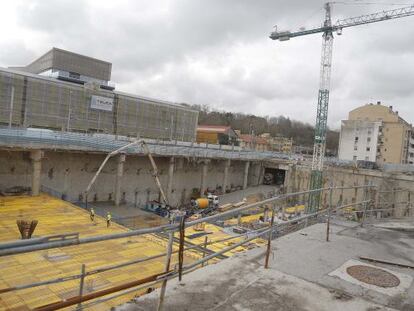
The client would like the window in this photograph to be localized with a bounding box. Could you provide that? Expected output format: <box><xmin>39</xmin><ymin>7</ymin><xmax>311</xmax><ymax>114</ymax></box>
<box><xmin>384</xmin><ymin>158</ymin><xmax>386</xmax><ymax>162</ymax></box>
<box><xmin>367</xmin><ymin>137</ymin><xmax>371</xmax><ymax>142</ymax></box>
<box><xmin>385</xmin><ymin>148</ymin><xmax>387</xmax><ymax>152</ymax></box>
<box><xmin>366</xmin><ymin>147</ymin><xmax>370</xmax><ymax>151</ymax></box>
<box><xmin>354</xmin><ymin>146</ymin><xmax>358</xmax><ymax>151</ymax></box>
<box><xmin>355</xmin><ymin>136</ymin><xmax>359</xmax><ymax>141</ymax></box>
<box><xmin>69</xmin><ymin>72</ymin><xmax>80</xmax><ymax>79</ymax></box>
<box><xmin>368</xmin><ymin>129</ymin><xmax>372</xmax><ymax>135</ymax></box>
<box><xmin>353</xmin><ymin>156</ymin><xmax>357</xmax><ymax>161</ymax></box>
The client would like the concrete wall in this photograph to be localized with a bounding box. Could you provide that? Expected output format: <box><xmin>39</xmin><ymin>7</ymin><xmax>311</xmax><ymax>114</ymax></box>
<box><xmin>0</xmin><ymin>150</ymin><xmax>249</xmax><ymax>207</ymax></box>
<box><xmin>287</xmin><ymin>164</ymin><xmax>414</xmax><ymax>217</ymax></box>
<box><xmin>2</xmin><ymin>148</ymin><xmax>413</xmax><ymax>217</ymax></box>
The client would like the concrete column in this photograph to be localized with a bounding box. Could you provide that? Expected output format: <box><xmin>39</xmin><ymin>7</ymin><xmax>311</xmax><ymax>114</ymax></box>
<box><xmin>200</xmin><ymin>160</ymin><xmax>209</xmax><ymax>197</ymax></box>
<box><xmin>62</xmin><ymin>169</ymin><xmax>70</xmax><ymax>200</ymax></box>
<box><xmin>258</xmin><ymin>163</ymin><xmax>264</xmax><ymax>185</ymax></box>
<box><xmin>243</xmin><ymin>161</ymin><xmax>250</xmax><ymax>190</ymax></box>
<box><xmin>30</xmin><ymin>150</ymin><xmax>43</xmax><ymax>196</ymax></box>
<box><xmin>222</xmin><ymin>159</ymin><xmax>231</xmax><ymax>193</ymax></box>
<box><xmin>114</xmin><ymin>153</ymin><xmax>126</xmax><ymax>206</ymax></box>
<box><xmin>284</xmin><ymin>164</ymin><xmax>296</xmax><ymax>194</ymax></box>
<box><xmin>167</xmin><ymin>157</ymin><xmax>175</xmax><ymax>203</ymax></box>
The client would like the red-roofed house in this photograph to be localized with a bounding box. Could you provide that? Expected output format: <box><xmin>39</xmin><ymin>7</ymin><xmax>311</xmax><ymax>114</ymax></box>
<box><xmin>196</xmin><ymin>125</ymin><xmax>238</xmax><ymax>145</ymax></box>
<box><xmin>238</xmin><ymin>134</ymin><xmax>269</xmax><ymax>151</ymax></box>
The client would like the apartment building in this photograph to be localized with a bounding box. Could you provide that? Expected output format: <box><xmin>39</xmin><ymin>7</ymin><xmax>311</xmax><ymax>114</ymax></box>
<box><xmin>338</xmin><ymin>102</ymin><xmax>412</xmax><ymax>164</ymax></box>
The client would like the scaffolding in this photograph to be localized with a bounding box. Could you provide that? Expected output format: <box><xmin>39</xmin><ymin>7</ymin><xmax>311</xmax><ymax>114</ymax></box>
<box><xmin>0</xmin><ymin>68</ymin><xmax>198</xmax><ymax>141</ymax></box>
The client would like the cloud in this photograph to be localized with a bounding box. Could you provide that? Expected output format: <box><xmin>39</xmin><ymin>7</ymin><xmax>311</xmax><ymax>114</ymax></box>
<box><xmin>1</xmin><ymin>0</ymin><xmax>414</xmax><ymax>130</ymax></box>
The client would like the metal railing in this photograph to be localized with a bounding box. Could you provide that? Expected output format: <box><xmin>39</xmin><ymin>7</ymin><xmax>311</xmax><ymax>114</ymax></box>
<box><xmin>0</xmin><ymin>184</ymin><xmax>378</xmax><ymax>310</ymax></box>
<box><xmin>0</xmin><ymin>127</ymin><xmax>301</xmax><ymax>162</ymax></box>
<box><xmin>0</xmin><ymin>127</ymin><xmax>366</xmax><ymax>170</ymax></box>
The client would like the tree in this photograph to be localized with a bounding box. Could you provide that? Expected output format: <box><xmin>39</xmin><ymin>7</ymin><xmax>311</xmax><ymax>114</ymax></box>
<box><xmin>193</xmin><ymin>105</ymin><xmax>339</xmax><ymax>153</ymax></box>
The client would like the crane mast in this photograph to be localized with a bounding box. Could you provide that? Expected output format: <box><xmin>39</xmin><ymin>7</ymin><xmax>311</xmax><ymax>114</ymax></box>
<box><xmin>270</xmin><ymin>3</ymin><xmax>414</xmax><ymax>212</ymax></box>
<box><xmin>309</xmin><ymin>3</ymin><xmax>333</xmax><ymax>212</ymax></box>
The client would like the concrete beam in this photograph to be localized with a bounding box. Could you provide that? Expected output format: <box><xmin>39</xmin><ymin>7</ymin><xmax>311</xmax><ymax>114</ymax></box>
<box><xmin>243</xmin><ymin>161</ymin><xmax>250</xmax><ymax>190</ymax></box>
<box><xmin>222</xmin><ymin>159</ymin><xmax>231</xmax><ymax>194</ymax></box>
<box><xmin>30</xmin><ymin>150</ymin><xmax>43</xmax><ymax>196</ymax></box>
<box><xmin>114</xmin><ymin>153</ymin><xmax>126</xmax><ymax>206</ymax></box>
<box><xmin>167</xmin><ymin>157</ymin><xmax>175</xmax><ymax>203</ymax></box>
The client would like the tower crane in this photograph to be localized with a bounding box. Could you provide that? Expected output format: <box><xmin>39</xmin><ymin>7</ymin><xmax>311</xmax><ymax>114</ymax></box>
<box><xmin>270</xmin><ymin>3</ymin><xmax>414</xmax><ymax>212</ymax></box>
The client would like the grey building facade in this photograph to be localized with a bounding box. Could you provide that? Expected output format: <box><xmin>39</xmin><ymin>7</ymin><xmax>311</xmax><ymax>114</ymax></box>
<box><xmin>1</xmin><ymin>48</ymin><xmax>198</xmax><ymax>141</ymax></box>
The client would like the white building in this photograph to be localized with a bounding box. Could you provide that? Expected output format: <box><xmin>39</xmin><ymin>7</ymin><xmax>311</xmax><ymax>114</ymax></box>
<box><xmin>338</xmin><ymin>120</ymin><xmax>382</xmax><ymax>162</ymax></box>
<box><xmin>409</xmin><ymin>134</ymin><xmax>414</xmax><ymax>164</ymax></box>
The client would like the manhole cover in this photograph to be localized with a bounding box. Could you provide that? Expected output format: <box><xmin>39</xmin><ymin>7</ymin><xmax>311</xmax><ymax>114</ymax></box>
<box><xmin>346</xmin><ymin>265</ymin><xmax>400</xmax><ymax>288</ymax></box>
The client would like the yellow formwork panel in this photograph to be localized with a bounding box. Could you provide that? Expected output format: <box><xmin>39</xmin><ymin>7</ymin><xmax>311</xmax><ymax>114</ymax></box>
<box><xmin>223</xmin><ymin>204</ymin><xmax>306</xmax><ymax>227</ymax></box>
<box><xmin>0</xmin><ymin>194</ymin><xmax>264</xmax><ymax>310</ymax></box>
<box><xmin>181</xmin><ymin>223</ymin><xmax>265</xmax><ymax>258</ymax></box>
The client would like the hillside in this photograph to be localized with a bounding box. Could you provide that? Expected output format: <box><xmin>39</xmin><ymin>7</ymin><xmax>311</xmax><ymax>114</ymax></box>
<box><xmin>191</xmin><ymin>105</ymin><xmax>339</xmax><ymax>153</ymax></box>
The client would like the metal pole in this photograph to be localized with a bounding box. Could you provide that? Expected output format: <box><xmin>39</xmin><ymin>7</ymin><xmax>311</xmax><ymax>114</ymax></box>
<box><xmin>374</xmin><ymin>184</ymin><xmax>380</xmax><ymax>219</ymax></box>
<box><xmin>392</xmin><ymin>187</ymin><xmax>396</xmax><ymax>217</ymax></box>
<box><xmin>77</xmin><ymin>264</ymin><xmax>86</xmax><ymax>310</ymax></box>
<box><xmin>326</xmin><ymin>184</ymin><xmax>333</xmax><ymax>242</ymax></box>
<box><xmin>264</xmin><ymin>207</ymin><xmax>275</xmax><ymax>269</ymax></box>
<box><xmin>9</xmin><ymin>86</ymin><xmax>14</xmax><ymax>128</ymax></box>
<box><xmin>178</xmin><ymin>217</ymin><xmax>185</xmax><ymax>281</ymax></box>
<box><xmin>201</xmin><ymin>236</ymin><xmax>208</xmax><ymax>267</ymax></box>
<box><xmin>67</xmin><ymin>91</ymin><xmax>72</xmax><ymax>131</ymax></box>
<box><xmin>157</xmin><ymin>232</ymin><xmax>173</xmax><ymax>311</ymax></box>
<box><xmin>360</xmin><ymin>184</ymin><xmax>369</xmax><ymax>227</ymax></box>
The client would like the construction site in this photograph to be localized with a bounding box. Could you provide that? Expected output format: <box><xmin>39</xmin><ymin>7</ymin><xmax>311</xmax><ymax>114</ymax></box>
<box><xmin>1</xmin><ymin>2</ymin><xmax>414</xmax><ymax>311</ymax></box>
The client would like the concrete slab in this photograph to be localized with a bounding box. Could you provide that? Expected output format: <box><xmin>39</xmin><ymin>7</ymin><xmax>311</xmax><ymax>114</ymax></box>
<box><xmin>373</xmin><ymin>222</ymin><xmax>414</xmax><ymax>232</ymax></box>
<box><xmin>121</xmin><ymin>252</ymin><xmax>396</xmax><ymax>311</ymax></box>
<box><xmin>122</xmin><ymin>220</ymin><xmax>414</xmax><ymax>311</ymax></box>
<box><xmin>329</xmin><ymin>259</ymin><xmax>413</xmax><ymax>296</ymax></box>
<box><xmin>86</xmin><ymin>201</ymin><xmax>168</xmax><ymax>229</ymax></box>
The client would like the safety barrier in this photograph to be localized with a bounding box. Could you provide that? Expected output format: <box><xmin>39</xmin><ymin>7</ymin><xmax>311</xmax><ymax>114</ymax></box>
<box><xmin>0</xmin><ymin>184</ymin><xmax>381</xmax><ymax>310</ymax></box>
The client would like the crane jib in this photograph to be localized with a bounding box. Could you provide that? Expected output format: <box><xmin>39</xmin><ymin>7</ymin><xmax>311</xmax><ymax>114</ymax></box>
<box><xmin>269</xmin><ymin>3</ymin><xmax>414</xmax><ymax>212</ymax></box>
<box><xmin>270</xmin><ymin>5</ymin><xmax>414</xmax><ymax>41</ymax></box>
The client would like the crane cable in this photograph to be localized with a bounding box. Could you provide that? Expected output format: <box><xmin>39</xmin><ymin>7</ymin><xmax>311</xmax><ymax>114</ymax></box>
<box><xmin>331</xmin><ymin>1</ymin><xmax>413</xmax><ymax>6</ymax></box>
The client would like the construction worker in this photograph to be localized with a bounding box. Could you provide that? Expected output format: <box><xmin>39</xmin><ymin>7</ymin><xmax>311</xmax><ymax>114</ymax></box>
<box><xmin>90</xmin><ymin>207</ymin><xmax>95</xmax><ymax>222</ymax></box>
<box><xmin>106</xmin><ymin>212</ymin><xmax>112</xmax><ymax>227</ymax></box>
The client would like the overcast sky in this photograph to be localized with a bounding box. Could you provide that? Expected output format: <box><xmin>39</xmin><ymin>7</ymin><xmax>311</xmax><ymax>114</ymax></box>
<box><xmin>1</xmin><ymin>0</ymin><xmax>414</xmax><ymax>129</ymax></box>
